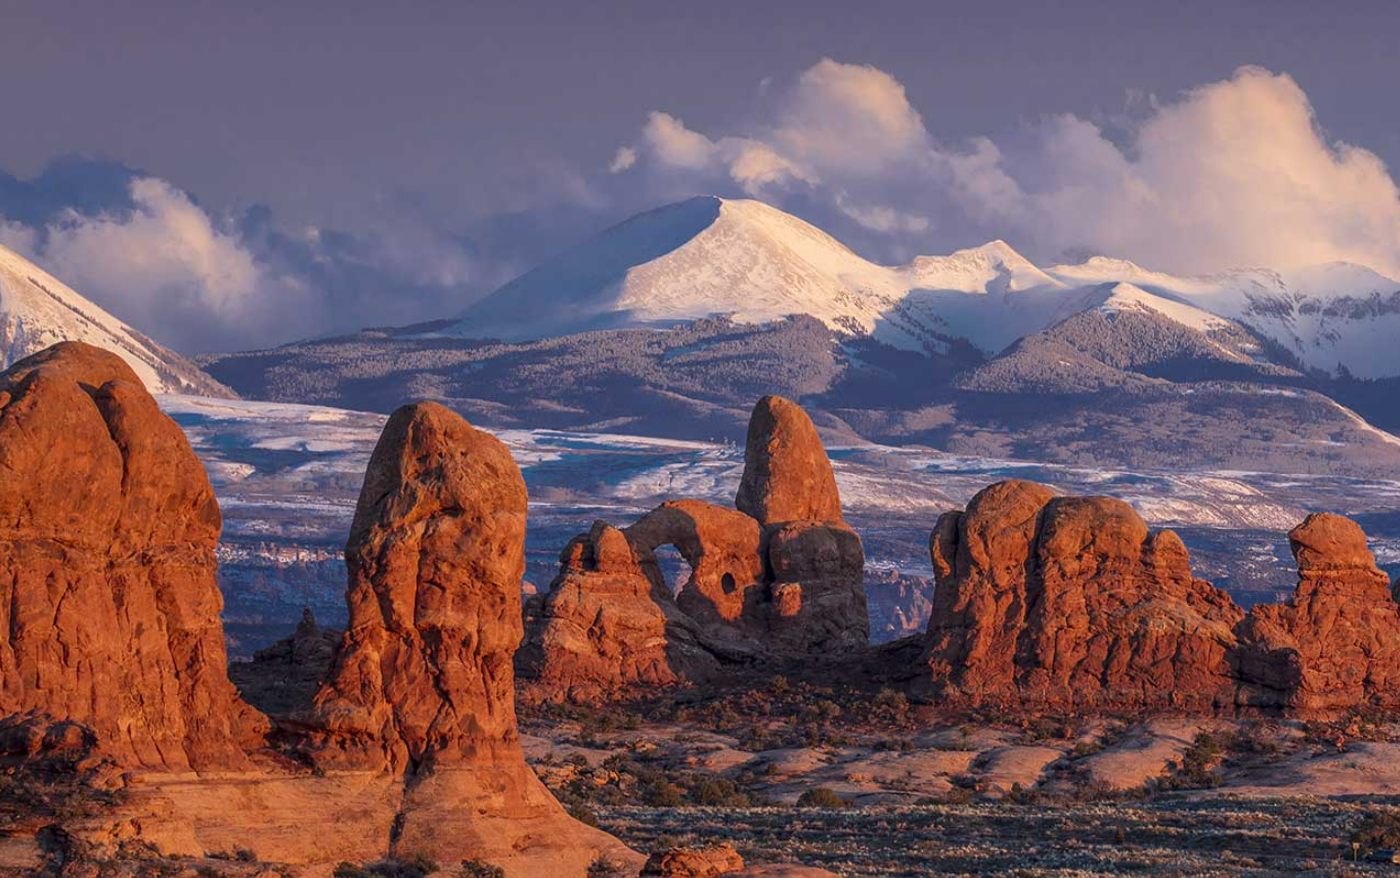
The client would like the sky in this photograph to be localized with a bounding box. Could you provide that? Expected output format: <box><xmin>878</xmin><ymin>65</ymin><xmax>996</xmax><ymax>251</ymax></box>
<box><xmin>2</xmin><ymin>0</ymin><xmax>1400</xmax><ymax>352</ymax></box>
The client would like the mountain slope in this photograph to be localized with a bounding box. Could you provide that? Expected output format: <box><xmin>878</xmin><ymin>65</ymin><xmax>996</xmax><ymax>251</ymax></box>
<box><xmin>958</xmin><ymin>283</ymin><xmax>1297</xmax><ymax>394</ymax></box>
<box><xmin>452</xmin><ymin>196</ymin><xmax>1400</xmax><ymax>380</ymax></box>
<box><xmin>1048</xmin><ymin>258</ymin><xmax>1400</xmax><ymax>378</ymax></box>
<box><xmin>449</xmin><ymin>196</ymin><xmax>1082</xmax><ymax>355</ymax></box>
<box><xmin>0</xmin><ymin>243</ymin><xmax>232</xmax><ymax>395</ymax></box>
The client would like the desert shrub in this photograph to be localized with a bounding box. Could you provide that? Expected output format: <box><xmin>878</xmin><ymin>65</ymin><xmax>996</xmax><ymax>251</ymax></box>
<box><xmin>1161</xmin><ymin>731</ymin><xmax>1223</xmax><ymax>789</ymax></box>
<box><xmin>1069</xmin><ymin>740</ymin><xmax>1104</xmax><ymax>759</ymax></box>
<box><xmin>587</xmin><ymin>856</ymin><xmax>626</xmax><ymax>878</ymax></box>
<box><xmin>641</xmin><ymin>778</ymin><xmax>686</xmax><ymax>807</ymax></box>
<box><xmin>332</xmin><ymin>856</ymin><xmax>441</xmax><ymax>878</ymax></box>
<box><xmin>459</xmin><ymin>860</ymin><xmax>505</xmax><ymax>878</ymax></box>
<box><xmin>1021</xmin><ymin>716</ymin><xmax>1072</xmax><ymax>743</ymax></box>
<box><xmin>1352</xmin><ymin>811</ymin><xmax>1400</xmax><ymax>853</ymax></box>
<box><xmin>1228</xmin><ymin>722</ymin><xmax>1281</xmax><ymax>757</ymax></box>
<box><xmin>1006</xmin><ymin>782</ymin><xmax>1039</xmax><ymax>804</ymax></box>
<box><xmin>568</xmin><ymin>803</ymin><xmax>599</xmax><ymax>826</ymax></box>
<box><xmin>689</xmin><ymin>774</ymin><xmax>749</xmax><ymax>807</ymax></box>
<box><xmin>796</xmin><ymin>787</ymin><xmax>845</xmax><ymax>808</ymax></box>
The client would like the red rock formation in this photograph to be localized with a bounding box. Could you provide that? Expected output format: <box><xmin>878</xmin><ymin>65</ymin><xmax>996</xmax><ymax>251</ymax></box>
<box><xmin>764</xmin><ymin>519</ymin><xmax>867</xmax><ymax>652</ymax></box>
<box><xmin>228</xmin><ymin>608</ymin><xmax>340</xmax><ymax>717</ymax></box>
<box><xmin>518</xmin><ymin>520</ymin><xmax>720</xmax><ymax>701</ymax></box>
<box><xmin>0</xmin><ymin>342</ymin><xmax>266</xmax><ymax>772</ymax></box>
<box><xmin>297</xmin><ymin>401</ymin><xmax>528</xmax><ymax>772</ymax></box>
<box><xmin>735</xmin><ymin>395</ymin><xmax>843</xmax><ymax>526</ymax></box>
<box><xmin>521</xmin><ymin>396</ymin><xmax>867</xmax><ymax>701</ymax></box>
<box><xmin>1235</xmin><ymin>513</ymin><xmax>1400</xmax><ymax>711</ymax></box>
<box><xmin>629</xmin><ymin>500</ymin><xmax>767</xmax><ymax>631</ymax></box>
<box><xmin>293</xmin><ymin>401</ymin><xmax>633</xmax><ymax>872</ymax></box>
<box><xmin>734</xmin><ymin>396</ymin><xmax>866</xmax><ymax>653</ymax></box>
<box><xmin>917</xmin><ymin>480</ymin><xmax>1243</xmax><ymax>710</ymax></box>
<box><xmin>642</xmin><ymin>842</ymin><xmax>745</xmax><ymax>877</ymax></box>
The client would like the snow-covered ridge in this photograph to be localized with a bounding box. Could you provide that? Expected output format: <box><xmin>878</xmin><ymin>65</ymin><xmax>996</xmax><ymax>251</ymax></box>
<box><xmin>449</xmin><ymin>196</ymin><xmax>1400</xmax><ymax>377</ymax></box>
<box><xmin>0</xmin><ymin>243</ymin><xmax>231</xmax><ymax>395</ymax></box>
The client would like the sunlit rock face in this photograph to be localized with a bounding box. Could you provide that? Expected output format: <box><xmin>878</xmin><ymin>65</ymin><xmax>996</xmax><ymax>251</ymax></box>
<box><xmin>1235</xmin><ymin>512</ymin><xmax>1400</xmax><ymax>712</ymax></box>
<box><xmin>521</xmin><ymin>395</ymin><xmax>868</xmax><ymax>703</ymax></box>
<box><xmin>917</xmin><ymin>482</ymin><xmax>1400</xmax><ymax>716</ymax></box>
<box><xmin>917</xmin><ymin>480</ymin><xmax>1245</xmax><ymax>711</ymax></box>
<box><xmin>291</xmin><ymin>401</ymin><xmax>635</xmax><ymax>873</ymax></box>
<box><xmin>0</xmin><ymin>341</ymin><xmax>266</xmax><ymax>772</ymax></box>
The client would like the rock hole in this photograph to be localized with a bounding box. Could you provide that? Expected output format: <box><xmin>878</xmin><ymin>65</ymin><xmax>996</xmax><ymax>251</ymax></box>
<box><xmin>652</xmin><ymin>544</ymin><xmax>693</xmax><ymax>596</ymax></box>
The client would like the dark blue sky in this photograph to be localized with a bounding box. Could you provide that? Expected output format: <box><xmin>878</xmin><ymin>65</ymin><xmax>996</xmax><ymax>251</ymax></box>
<box><xmin>3</xmin><ymin>0</ymin><xmax>1400</xmax><ymax>352</ymax></box>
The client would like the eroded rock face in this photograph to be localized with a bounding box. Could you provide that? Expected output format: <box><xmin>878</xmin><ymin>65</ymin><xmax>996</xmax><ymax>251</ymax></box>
<box><xmin>629</xmin><ymin>500</ymin><xmax>767</xmax><ymax>630</ymax></box>
<box><xmin>0</xmin><ymin>342</ymin><xmax>266</xmax><ymax>772</ymax></box>
<box><xmin>1235</xmin><ymin>513</ymin><xmax>1400</xmax><ymax>711</ymax></box>
<box><xmin>918</xmin><ymin>480</ymin><xmax>1243</xmax><ymax>710</ymax></box>
<box><xmin>518</xmin><ymin>520</ymin><xmax>720</xmax><ymax>702</ymax></box>
<box><xmin>296</xmin><ymin>401</ymin><xmax>528</xmax><ymax>771</ymax></box>
<box><xmin>735</xmin><ymin>395</ymin><xmax>842</xmax><ymax>526</ymax></box>
<box><xmin>521</xmin><ymin>396</ymin><xmax>867</xmax><ymax>701</ymax></box>
<box><xmin>291</xmin><ymin>401</ymin><xmax>633</xmax><ymax>872</ymax></box>
<box><xmin>764</xmin><ymin>520</ymin><xmax>867</xmax><ymax>652</ymax></box>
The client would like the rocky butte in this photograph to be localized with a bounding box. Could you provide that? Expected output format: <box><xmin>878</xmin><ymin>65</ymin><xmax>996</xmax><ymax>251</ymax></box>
<box><xmin>913</xmin><ymin>480</ymin><xmax>1400</xmax><ymax>714</ymax></box>
<box><xmin>519</xmin><ymin>395</ymin><xmax>867</xmax><ymax>702</ymax></box>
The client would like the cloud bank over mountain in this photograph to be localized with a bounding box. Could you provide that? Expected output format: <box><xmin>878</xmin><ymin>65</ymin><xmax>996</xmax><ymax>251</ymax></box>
<box><xmin>3</xmin><ymin>61</ymin><xmax>1400</xmax><ymax>355</ymax></box>
<box><xmin>612</xmin><ymin>61</ymin><xmax>1400</xmax><ymax>278</ymax></box>
<box><xmin>0</xmin><ymin>161</ymin><xmax>496</xmax><ymax>353</ymax></box>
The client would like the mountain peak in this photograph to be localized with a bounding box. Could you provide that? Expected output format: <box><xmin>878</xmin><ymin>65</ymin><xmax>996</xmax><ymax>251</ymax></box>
<box><xmin>904</xmin><ymin>239</ymin><xmax>1061</xmax><ymax>294</ymax></box>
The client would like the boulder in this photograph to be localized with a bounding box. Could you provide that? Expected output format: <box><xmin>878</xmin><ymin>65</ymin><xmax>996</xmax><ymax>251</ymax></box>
<box><xmin>735</xmin><ymin>395</ymin><xmax>843</xmax><ymax>525</ymax></box>
<box><xmin>1235</xmin><ymin>512</ymin><xmax>1400</xmax><ymax>711</ymax></box>
<box><xmin>642</xmin><ymin>842</ymin><xmax>745</xmax><ymax>877</ymax></box>
<box><xmin>0</xmin><ymin>342</ymin><xmax>266</xmax><ymax>772</ymax></box>
<box><xmin>917</xmin><ymin>480</ymin><xmax>1243</xmax><ymax>710</ymax></box>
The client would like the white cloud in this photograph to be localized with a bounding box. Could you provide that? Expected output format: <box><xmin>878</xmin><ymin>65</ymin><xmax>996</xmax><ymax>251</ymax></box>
<box><xmin>611</xmin><ymin>61</ymin><xmax>1400</xmax><ymax>278</ymax></box>
<box><xmin>773</xmin><ymin>59</ymin><xmax>930</xmax><ymax>173</ymax></box>
<box><xmin>641</xmin><ymin>112</ymin><xmax>718</xmax><ymax>170</ymax></box>
<box><xmin>1</xmin><ymin>174</ymin><xmax>488</xmax><ymax>353</ymax></box>
<box><xmin>0</xmin><ymin>220</ymin><xmax>38</xmax><ymax>258</ymax></box>
<box><xmin>962</xmin><ymin>67</ymin><xmax>1400</xmax><ymax>276</ymax></box>
<box><xmin>609</xmin><ymin>146</ymin><xmax>637</xmax><ymax>173</ymax></box>
<box><xmin>43</xmin><ymin>177</ymin><xmax>266</xmax><ymax>316</ymax></box>
<box><xmin>20</xmin><ymin>177</ymin><xmax>302</xmax><ymax>351</ymax></box>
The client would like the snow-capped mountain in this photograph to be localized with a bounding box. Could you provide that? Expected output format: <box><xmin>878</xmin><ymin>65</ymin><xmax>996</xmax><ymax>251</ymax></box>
<box><xmin>0</xmin><ymin>243</ymin><xmax>233</xmax><ymax>395</ymax></box>
<box><xmin>449</xmin><ymin>196</ymin><xmax>1087</xmax><ymax>354</ymax></box>
<box><xmin>450</xmin><ymin>196</ymin><xmax>1400</xmax><ymax>379</ymax></box>
<box><xmin>1047</xmin><ymin>258</ymin><xmax>1400</xmax><ymax>378</ymax></box>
